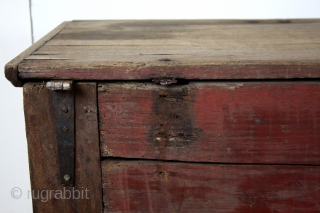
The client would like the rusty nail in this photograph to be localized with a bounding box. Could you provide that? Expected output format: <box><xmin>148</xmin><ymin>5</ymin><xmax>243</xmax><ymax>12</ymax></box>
<box><xmin>64</xmin><ymin>174</ymin><xmax>70</xmax><ymax>182</ymax></box>
<box><xmin>62</xmin><ymin>106</ymin><xmax>68</xmax><ymax>113</ymax></box>
<box><xmin>62</xmin><ymin>126</ymin><xmax>69</xmax><ymax>132</ymax></box>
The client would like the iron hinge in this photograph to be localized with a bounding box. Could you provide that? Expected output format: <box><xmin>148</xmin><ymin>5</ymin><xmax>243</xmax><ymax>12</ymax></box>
<box><xmin>46</xmin><ymin>80</ymin><xmax>75</xmax><ymax>186</ymax></box>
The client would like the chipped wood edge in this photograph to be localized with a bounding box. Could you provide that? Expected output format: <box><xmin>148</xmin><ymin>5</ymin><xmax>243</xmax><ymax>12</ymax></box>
<box><xmin>4</xmin><ymin>21</ymin><xmax>71</xmax><ymax>87</ymax></box>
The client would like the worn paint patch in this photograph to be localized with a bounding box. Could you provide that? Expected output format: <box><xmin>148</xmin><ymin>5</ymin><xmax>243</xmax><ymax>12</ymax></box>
<box><xmin>194</xmin><ymin>82</ymin><xmax>244</xmax><ymax>90</ymax></box>
<box><xmin>151</xmin><ymin>86</ymin><xmax>202</xmax><ymax>158</ymax></box>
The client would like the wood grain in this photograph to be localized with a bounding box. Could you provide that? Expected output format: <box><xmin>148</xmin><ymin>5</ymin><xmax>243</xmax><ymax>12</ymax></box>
<box><xmin>5</xmin><ymin>22</ymin><xmax>69</xmax><ymax>87</ymax></box>
<box><xmin>16</xmin><ymin>19</ymin><xmax>320</xmax><ymax>81</ymax></box>
<box><xmin>102</xmin><ymin>160</ymin><xmax>320</xmax><ymax>213</ymax></box>
<box><xmin>24</xmin><ymin>82</ymin><xmax>102</xmax><ymax>212</ymax></box>
<box><xmin>98</xmin><ymin>82</ymin><xmax>320</xmax><ymax>164</ymax></box>
<box><xmin>24</xmin><ymin>82</ymin><xmax>78</xmax><ymax>212</ymax></box>
<box><xmin>75</xmin><ymin>82</ymin><xmax>103</xmax><ymax>213</ymax></box>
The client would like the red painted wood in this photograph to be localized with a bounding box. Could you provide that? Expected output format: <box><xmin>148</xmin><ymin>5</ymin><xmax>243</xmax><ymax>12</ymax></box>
<box><xmin>102</xmin><ymin>160</ymin><xmax>320</xmax><ymax>213</ymax></box>
<box><xmin>99</xmin><ymin>82</ymin><xmax>320</xmax><ymax>164</ymax></box>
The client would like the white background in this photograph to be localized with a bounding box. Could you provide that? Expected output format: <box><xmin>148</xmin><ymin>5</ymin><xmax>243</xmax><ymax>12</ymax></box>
<box><xmin>1</xmin><ymin>0</ymin><xmax>320</xmax><ymax>212</ymax></box>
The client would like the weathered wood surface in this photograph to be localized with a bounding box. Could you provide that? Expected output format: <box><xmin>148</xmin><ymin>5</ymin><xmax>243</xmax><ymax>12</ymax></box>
<box><xmin>24</xmin><ymin>82</ymin><xmax>77</xmax><ymax>212</ymax></box>
<box><xmin>99</xmin><ymin>82</ymin><xmax>320</xmax><ymax>164</ymax></box>
<box><xmin>75</xmin><ymin>82</ymin><xmax>103</xmax><ymax>212</ymax></box>
<box><xmin>5</xmin><ymin>22</ymin><xmax>70</xmax><ymax>87</ymax></box>
<box><xmin>11</xmin><ymin>19</ymin><xmax>320</xmax><ymax>84</ymax></box>
<box><xmin>24</xmin><ymin>82</ymin><xmax>102</xmax><ymax>213</ymax></box>
<box><xmin>102</xmin><ymin>160</ymin><xmax>320</xmax><ymax>213</ymax></box>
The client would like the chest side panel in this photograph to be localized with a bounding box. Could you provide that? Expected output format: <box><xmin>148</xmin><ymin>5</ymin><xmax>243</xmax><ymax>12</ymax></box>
<box><xmin>23</xmin><ymin>82</ymin><xmax>102</xmax><ymax>213</ymax></box>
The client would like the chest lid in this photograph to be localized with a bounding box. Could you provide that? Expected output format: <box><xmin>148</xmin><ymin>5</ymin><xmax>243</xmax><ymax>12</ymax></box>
<box><xmin>5</xmin><ymin>19</ymin><xmax>320</xmax><ymax>87</ymax></box>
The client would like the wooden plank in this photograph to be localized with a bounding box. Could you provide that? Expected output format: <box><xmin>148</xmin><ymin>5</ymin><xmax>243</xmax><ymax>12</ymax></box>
<box><xmin>18</xmin><ymin>60</ymin><xmax>320</xmax><ymax>81</ymax></box>
<box><xmin>5</xmin><ymin>21</ymin><xmax>70</xmax><ymax>87</ymax></box>
<box><xmin>102</xmin><ymin>160</ymin><xmax>320</xmax><ymax>213</ymax></box>
<box><xmin>24</xmin><ymin>82</ymin><xmax>102</xmax><ymax>212</ymax></box>
<box><xmin>98</xmin><ymin>82</ymin><xmax>320</xmax><ymax>164</ymax></box>
<box><xmin>15</xmin><ymin>19</ymin><xmax>320</xmax><ymax>81</ymax></box>
<box><xmin>75</xmin><ymin>82</ymin><xmax>103</xmax><ymax>213</ymax></box>
<box><xmin>24</xmin><ymin>82</ymin><xmax>78</xmax><ymax>212</ymax></box>
<box><xmin>63</xmin><ymin>19</ymin><xmax>320</xmax><ymax>29</ymax></box>
<box><xmin>25</xmin><ymin>43</ymin><xmax>320</xmax><ymax>62</ymax></box>
<box><xmin>45</xmin><ymin>20</ymin><xmax>320</xmax><ymax>46</ymax></box>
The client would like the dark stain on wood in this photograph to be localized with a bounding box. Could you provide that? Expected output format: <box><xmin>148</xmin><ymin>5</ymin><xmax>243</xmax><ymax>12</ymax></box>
<box><xmin>152</xmin><ymin>87</ymin><xmax>201</xmax><ymax>155</ymax></box>
<box><xmin>158</xmin><ymin>58</ymin><xmax>172</xmax><ymax>62</ymax></box>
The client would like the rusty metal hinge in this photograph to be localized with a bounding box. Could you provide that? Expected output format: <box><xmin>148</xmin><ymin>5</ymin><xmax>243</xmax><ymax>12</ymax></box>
<box><xmin>46</xmin><ymin>80</ymin><xmax>75</xmax><ymax>186</ymax></box>
<box><xmin>152</xmin><ymin>77</ymin><xmax>177</xmax><ymax>85</ymax></box>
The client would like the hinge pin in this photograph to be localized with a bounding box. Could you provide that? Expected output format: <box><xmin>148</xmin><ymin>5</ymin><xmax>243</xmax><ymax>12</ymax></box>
<box><xmin>46</xmin><ymin>81</ymin><xmax>73</xmax><ymax>90</ymax></box>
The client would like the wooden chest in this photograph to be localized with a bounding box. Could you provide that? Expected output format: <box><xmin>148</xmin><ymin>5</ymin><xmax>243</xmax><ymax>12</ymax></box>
<box><xmin>5</xmin><ymin>20</ymin><xmax>320</xmax><ymax>213</ymax></box>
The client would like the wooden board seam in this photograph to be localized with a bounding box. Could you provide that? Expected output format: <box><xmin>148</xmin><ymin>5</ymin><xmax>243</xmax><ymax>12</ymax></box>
<box><xmin>101</xmin><ymin>157</ymin><xmax>320</xmax><ymax>167</ymax></box>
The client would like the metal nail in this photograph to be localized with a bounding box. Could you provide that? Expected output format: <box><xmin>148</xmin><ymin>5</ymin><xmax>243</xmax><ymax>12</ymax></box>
<box><xmin>62</xmin><ymin>126</ymin><xmax>69</xmax><ymax>132</ymax></box>
<box><xmin>62</xmin><ymin>106</ymin><xmax>68</xmax><ymax>113</ymax></box>
<box><xmin>64</xmin><ymin>174</ymin><xmax>70</xmax><ymax>182</ymax></box>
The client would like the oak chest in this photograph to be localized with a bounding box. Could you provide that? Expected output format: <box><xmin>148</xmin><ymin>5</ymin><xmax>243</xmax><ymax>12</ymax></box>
<box><xmin>5</xmin><ymin>20</ymin><xmax>320</xmax><ymax>213</ymax></box>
